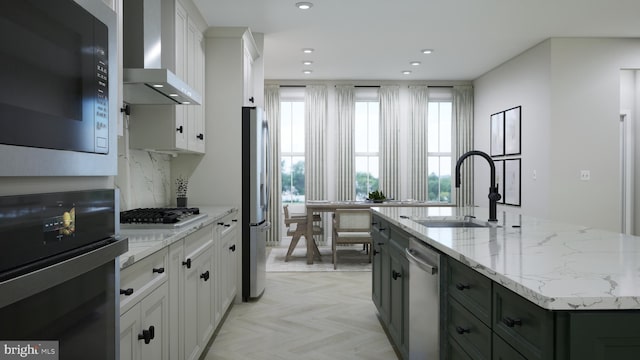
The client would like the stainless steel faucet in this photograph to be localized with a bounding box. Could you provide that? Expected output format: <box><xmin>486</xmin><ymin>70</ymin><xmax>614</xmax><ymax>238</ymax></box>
<box><xmin>455</xmin><ymin>150</ymin><xmax>501</xmax><ymax>222</ymax></box>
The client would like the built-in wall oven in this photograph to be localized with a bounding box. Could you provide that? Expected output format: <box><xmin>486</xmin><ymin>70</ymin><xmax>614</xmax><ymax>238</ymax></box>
<box><xmin>0</xmin><ymin>190</ymin><xmax>127</xmax><ymax>359</ymax></box>
<box><xmin>0</xmin><ymin>0</ymin><xmax>118</xmax><ymax>176</ymax></box>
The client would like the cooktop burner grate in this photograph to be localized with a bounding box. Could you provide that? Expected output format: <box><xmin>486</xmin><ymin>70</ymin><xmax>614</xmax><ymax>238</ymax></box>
<box><xmin>120</xmin><ymin>207</ymin><xmax>201</xmax><ymax>225</ymax></box>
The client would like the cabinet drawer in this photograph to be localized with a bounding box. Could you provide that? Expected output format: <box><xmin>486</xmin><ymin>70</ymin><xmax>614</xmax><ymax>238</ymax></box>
<box><xmin>371</xmin><ymin>215</ymin><xmax>389</xmax><ymax>236</ymax></box>
<box><xmin>447</xmin><ymin>336</ymin><xmax>474</xmax><ymax>360</ymax></box>
<box><xmin>447</xmin><ymin>257</ymin><xmax>492</xmax><ymax>325</ymax></box>
<box><xmin>448</xmin><ymin>297</ymin><xmax>491</xmax><ymax>360</ymax></box>
<box><xmin>493</xmin><ymin>284</ymin><xmax>554</xmax><ymax>360</ymax></box>
<box><xmin>120</xmin><ymin>247</ymin><xmax>168</xmax><ymax>312</ymax></box>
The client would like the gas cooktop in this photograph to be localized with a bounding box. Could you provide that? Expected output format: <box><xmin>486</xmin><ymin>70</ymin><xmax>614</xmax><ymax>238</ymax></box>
<box><xmin>119</xmin><ymin>207</ymin><xmax>207</xmax><ymax>229</ymax></box>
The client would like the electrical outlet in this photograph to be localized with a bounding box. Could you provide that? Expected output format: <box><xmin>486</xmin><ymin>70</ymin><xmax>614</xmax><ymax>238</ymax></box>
<box><xmin>580</xmin><ymin>170</ymin><xmax>590</xmax><ymax>181</ymax></box>
<box><xmin>532</xmin><ymin>170</ymin><xmax>537</xmax><ymax>180</ymax></box>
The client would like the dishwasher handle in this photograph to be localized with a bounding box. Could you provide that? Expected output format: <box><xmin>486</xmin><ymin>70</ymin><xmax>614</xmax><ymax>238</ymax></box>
<box><xmin>405</xmin><ymin>247</ymin><xmax>438</xmax><ymax>275</ymax></box>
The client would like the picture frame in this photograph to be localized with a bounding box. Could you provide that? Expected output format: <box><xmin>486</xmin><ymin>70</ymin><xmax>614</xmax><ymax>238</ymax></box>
<box><xmin>490</xmin><ymin>112</ymin><xmax>504</xmax><ymax>156</ymax></box>
<box><xmin>504</xmin><ymin>106</ymin><xmax>521</xmax><ymax>155</ymax></box>
<box><xmin>504</xmin><ymin>159</ymin><xmax>521</xmax><ymax>206</ymax></box>
<box><xmin>493</xmin><ymin>160</ymin><xmax>505</xmax><ymax>204</ymax></box>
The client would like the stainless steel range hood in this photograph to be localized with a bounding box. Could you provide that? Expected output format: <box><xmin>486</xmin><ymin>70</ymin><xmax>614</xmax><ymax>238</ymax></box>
<box><xmin>123</xmin><ymin>0</ymin><xmax>201</xmax><ymax>105</ymax></box>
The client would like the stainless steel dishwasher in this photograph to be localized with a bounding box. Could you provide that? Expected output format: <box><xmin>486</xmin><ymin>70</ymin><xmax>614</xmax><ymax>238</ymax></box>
<box><xmin>405</xmin><ymin>237</ymin><xmax>441</xmax><ymax>359</ymax></box>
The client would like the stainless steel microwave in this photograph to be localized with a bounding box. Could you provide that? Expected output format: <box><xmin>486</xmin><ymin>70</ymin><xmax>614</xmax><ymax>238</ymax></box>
<box><xmin>0</xmin><ymin>0</ymin><xmax>117</xmax><ymax>176</ymax></box>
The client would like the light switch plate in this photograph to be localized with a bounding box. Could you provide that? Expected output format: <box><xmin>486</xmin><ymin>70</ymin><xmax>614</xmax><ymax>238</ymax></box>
<box><xmin>580</xmin><ymin>170</ymin><xmax>591</xmax><ymax>181</ymax></box>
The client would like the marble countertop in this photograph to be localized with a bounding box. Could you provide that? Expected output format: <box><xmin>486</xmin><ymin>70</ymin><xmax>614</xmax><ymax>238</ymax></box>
<box><xmin>372</xmin><ymin>206</ymin><xmax>640</xmax><ymax>310</ymax></box>
<box><xmin>118</xmin><ymin>205</ymin><xmax>237</xmax><ymax>269</ymax></box>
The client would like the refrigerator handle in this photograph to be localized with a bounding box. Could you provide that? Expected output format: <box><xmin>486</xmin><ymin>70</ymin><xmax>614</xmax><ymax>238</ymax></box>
<box><xmin>264</xmin><ymin>120</ymin><xmax>272</xmax><ymax>214</ymax></box>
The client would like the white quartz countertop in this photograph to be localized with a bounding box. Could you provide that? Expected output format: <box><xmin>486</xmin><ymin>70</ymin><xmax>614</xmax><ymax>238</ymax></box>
<box><xmin>373</xmin><ymin>206</ymin><xmax>640</xmax><ymax>310</ymax></box>
<box><xmin>118</xmin><ymin>206</ymin><xmax>237</xmax><ymax>269</ymax></box>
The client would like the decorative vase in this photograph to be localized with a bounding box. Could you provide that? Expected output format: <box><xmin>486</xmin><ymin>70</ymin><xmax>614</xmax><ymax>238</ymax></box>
<box><xmin>177</xmin><ymin>197</ymin><xmax>187</xmax><ymax>207</ymax></box>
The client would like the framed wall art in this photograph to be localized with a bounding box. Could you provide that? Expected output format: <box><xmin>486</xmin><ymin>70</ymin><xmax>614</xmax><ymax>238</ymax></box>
<box><xmin>504</xmin><ymin>158</ymin><xmax>521</xmax><ymax>206</ymax></box>
<box><xmin>494</xmin><ymin>160</ymin><xmax>505</xmax><ymax>204</ymax></box>
<box><xmin>504</xmin><ymin>106</ymin><xmax>521</xmax><ymax>155</ymax></box>
<box><xmin>490</xmin><ymin>111</ymin><xmax>504</xmax><ymax>156</ymax></box>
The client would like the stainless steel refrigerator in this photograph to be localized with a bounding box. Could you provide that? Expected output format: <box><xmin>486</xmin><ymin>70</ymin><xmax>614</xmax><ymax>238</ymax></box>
<box><xmin>242</xmin><ymin>106</ymin><xmax>271</xmax><ymax>301</ymax></box>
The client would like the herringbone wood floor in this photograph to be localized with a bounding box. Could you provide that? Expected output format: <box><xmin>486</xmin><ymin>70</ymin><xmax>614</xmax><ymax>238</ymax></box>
<box><xmin>204</xmin><ymin>272</ymin><xmax>398</xmax><ymax>359</ymax></box>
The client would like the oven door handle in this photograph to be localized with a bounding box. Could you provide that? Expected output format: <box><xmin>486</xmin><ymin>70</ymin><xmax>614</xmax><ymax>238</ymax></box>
<box><xmin>0</xmin><ymin>237</ymin><xmax>128</xmax><ymax>308</ymax></box>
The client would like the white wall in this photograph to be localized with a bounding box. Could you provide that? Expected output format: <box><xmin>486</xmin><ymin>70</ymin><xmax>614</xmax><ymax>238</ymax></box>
<box><xmin>474</xmin><ymin>38</ymin><xmax>640</xmax><ymax>231</ymax></box>
<box><xmin>473</xmin><ymin>40</ymin><xmax>552</xmax><ymax>218</ymax></box>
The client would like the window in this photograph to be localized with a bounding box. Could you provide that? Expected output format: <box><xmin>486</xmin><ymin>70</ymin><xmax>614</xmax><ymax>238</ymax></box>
<box><xmin>355</xmin><ymin>100</ymin><xmax>379</xmax><ymax>200</ymax></box>
<box><xmin>281</xmin><ymin>100</ymin><xmax>305</xmax><ymax>204</ymax></box>
<box><xmin>427</xmin><ymin>99</ymin><xmax>453</xmax><ymax>203</ymax></box>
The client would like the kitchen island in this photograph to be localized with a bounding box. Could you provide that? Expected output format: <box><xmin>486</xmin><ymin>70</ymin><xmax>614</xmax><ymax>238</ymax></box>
<box><xmin>371</xmin><ymin>206</ymin><xmax>640</xmax><ymax>360</ymax></box>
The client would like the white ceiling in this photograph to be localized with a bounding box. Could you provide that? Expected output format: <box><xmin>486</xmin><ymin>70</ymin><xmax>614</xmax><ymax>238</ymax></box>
<box><xmin>193</xmin><ymin>0</ymin><xmax>640</xmax><ymax>81</ymax></box>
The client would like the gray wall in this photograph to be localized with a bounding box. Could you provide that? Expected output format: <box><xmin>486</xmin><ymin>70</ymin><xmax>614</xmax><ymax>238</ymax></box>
<box><xmin>474</xmin><ymin>38</ymin><xmax>640</xmax><ymax>231</ymax></box>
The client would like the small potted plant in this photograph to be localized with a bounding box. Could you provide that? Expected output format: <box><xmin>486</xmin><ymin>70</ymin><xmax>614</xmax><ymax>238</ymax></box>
<box><xmin>176</xmin><ymin>176</ymin><xmax>188</xmax><ymax>207</ymax></box>
<box><xmin>368</xmin><ymin>190</ymin><xmax>386</xmax><ymax>203</ymax></box>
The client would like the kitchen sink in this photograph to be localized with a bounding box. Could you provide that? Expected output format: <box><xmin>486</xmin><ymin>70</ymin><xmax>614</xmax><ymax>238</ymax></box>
<box><xmin>412</xmin><ymin>217</ymin><xmax>493</xmax><ymax>228</ymax></box>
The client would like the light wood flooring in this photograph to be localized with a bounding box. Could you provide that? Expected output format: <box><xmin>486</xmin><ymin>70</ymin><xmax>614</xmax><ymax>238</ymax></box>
<box><xmin>203</xmin><ymin>271</ymin><xmax>398</xmax><ymax>360</ymax></box>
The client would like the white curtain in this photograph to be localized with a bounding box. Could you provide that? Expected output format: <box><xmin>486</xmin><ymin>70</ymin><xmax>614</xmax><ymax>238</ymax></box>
<box><xmin>453</xmin><ymin>85</ymin><xmax>474</xmax><ymax>207</ymax></box>
<box><xmin>409</xmin><ymin>86</ymin><xmax>430</xmax><ymax>201</ymax></box>
<box><xmin>379</xmin><ymin>86</ymin><xmax>400</xmax><ymax>200</ymax></box>
<box><xmin>305</xmin><ymin>85</ymin><xmax>328</xmax><ymax>244</ymax></box>
<box><xmin>265</xmin><ymin>84</ymin><xmax>281</xmax><ymax>246</ymax></box>
<box><xmin>336</xmin><ymin>85</ymin><xmax>355</xmax><ymax>200</ymax></box>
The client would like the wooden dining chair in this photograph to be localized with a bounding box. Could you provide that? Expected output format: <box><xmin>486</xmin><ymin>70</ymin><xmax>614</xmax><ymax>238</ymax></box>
<box><xmin>283</xmin><ymin>205</ymin><xmax>322</xmax><ymax>262</ymax></box>
<box><xmin>331</xmin><ymin>209</ymin><xmax>372</xmax><ymax>269</ymax></box>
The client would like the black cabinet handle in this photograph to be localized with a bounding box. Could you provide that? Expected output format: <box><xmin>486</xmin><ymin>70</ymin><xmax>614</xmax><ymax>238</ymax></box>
<box><xmin>182</xmin><ymin>258</ymin><xmax>192</xmax><ymax>269</ymax></box>
<box><xmin>455</xmin><ymin>326</ymin><xmax>470</xmax><ymax>335</ymax></box>
<box><xmin>376</xmin><ymin>242</ymin><xmax>384</xmax><ymax>246</ymax></box>
<box><xmin>152</xmin><ymin>267</ymin><xmax>165</xmax><ymax>274</ymax></box>
<box><xmin>138</xmin><ymin>325</ymin><xmax>155</xmax><ymax>344</ymax></box>
<box><xmin>392</xmin><ymin>270</ymin><xmax>402</xmax><ymax>280</ymax></box>
<box><xmin>224</xmin><ymin>224</ymin><xmax>231</xmax><ymax>227</ymax></box>
<box><xmin>379</xmin><ymin>228</ymin><xmax>387</xmax><ymax>231</ymax></box>
<box><xmin>217</xmin><ymin>222</ymin><xmax>225</xmax><ymax>226</ymax></box>
<box><xmin>371</xmin><ymin>222</ymin><xmax>378</xmax><ymax>225</ymax></box>
<box><xmin>197</xmin><ymin>133</ymin><xmax>204</xmax><ymax>140</ymax></box>
<box><xmin>373</xmin><ymin>249</ymin><xmax>379</xmax><ymax>256</ymax></box>
<box><xmin>176</xmin><ymin>125</ymin><xmax>183</xmax><ymax>133</ymax></box>
<box><xmin>229</xmin><ymin>244</ymin><xmax>236</xmax><ymax>252</ymax></box>
<box><xmin>232</xmin><ymin>219</ymin><xmax>238</xmax><ymax>222</ymax></box>
<box><xmin>502</xmin><ymin>317</ymin><xmax>522</xmax><ymax>327</ymax></box>
<box><xmin>200</xmin><ymin>271</ymin><xmax>210</xmax><ymax>281</ymax></box>
<box><xmin>455</xmin><ymin>283</ymin><xmax>471</xmax><ymax>291</ymax></box>
<box><xmin>249</xmin><ymin>96</ymin><xmax>254</xmax><ymax>103</ymax></box>
<box><xmin>120</xmin><ymin>288</ymin><xmax>134</xmax><ymax>296</ymax></box>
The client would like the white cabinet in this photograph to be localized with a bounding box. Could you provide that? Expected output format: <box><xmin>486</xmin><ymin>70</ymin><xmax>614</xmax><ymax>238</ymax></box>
<box><xmin>215</xmin><ymin>210</ymin><xmax>239</xmax><ymax>316</ymax></box>
<box><xmin>119</xmin><ymin>249</ymin><xmax>170</xmax><ymax>360</ymax></box>
<box><xmin>243</xmin><ymin>45</ymin><xmax>255</xmax><ymax>106</ymax></box>
<box><xmin>128</xmin><ymin>0</ymin><xmax>205</xmax><ymax>154</ymax></box>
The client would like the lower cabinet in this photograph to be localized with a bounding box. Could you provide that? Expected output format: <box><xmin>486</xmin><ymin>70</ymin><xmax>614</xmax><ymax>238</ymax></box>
<box><xmin>122</xmin><ymin>208</ymin><xmax>240</xmax><ymax>360</ymax></box>
<box><xmin>371</xmin><ymin>214</ymin><xmax>409</xmax><ymax>359</ymax></box>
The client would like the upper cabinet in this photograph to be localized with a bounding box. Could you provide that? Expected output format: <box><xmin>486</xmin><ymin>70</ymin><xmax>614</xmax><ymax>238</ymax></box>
<box><xmin>126</xmin><ymin>0</ymin><xmax>206</xmax><ymax>154</ymax></box>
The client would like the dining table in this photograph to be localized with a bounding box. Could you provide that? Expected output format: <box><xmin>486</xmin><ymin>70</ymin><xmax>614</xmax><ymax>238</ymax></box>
<box><xmin>304</xmin><ymin>200</ymin><xmax>454</xmax><ymax>264</ymax></box>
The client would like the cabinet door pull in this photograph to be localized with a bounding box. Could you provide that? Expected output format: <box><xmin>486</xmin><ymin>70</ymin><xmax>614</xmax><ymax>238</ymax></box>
<box><xmin>502</xmin><ymin>317</ymin><xmax>522</xmax><ymax>327</ymax></box>
<box><xmin>232</xmin><ymin>219</ymin><xmax>238</xmax><ymax>222</ymax></box>
<box><xmin>182</xmin><ymin>258</ymin><xmax>192</xmax><ymax>269</ymax></box>
<box><xmin>152</xmin><ymin>267</ymin><xmax>165</xmax><ymax>274</ymax></box>
<box><xmin>392</xmin><ymin>270</ymin><xmax>402</xmax><ymax>280</ymax></box>
<box><xmin>373</xmin><ymin>249</ymin><xmax>379</xmax><ymax>256</ymax></box>
<box><xmin>138</xmin><ymin>325</ymin><xmax>155</xmax><ymax>344</ymax></box>
<box><xmin>455</xmin><ymin>326</ymin><xmax>470</xmax><ymax>335</ymax></box>
<box><xmin>120</xmin><ymin>288</ymin><xmax>134</xmax><ymax>296</ymax></box>
<box><xmin>371</xmin><ymin>221</ymin><xmax>378</xmax><ymax>225</ymax></box>
<box><xmin>455</xmin><ymin>283</ymin><xmax>471</xmax><ymax>291</ymax></box>
<box><xmin>176</xmin><ymin>125</ymin><xmax>183</xmax><ymax>133</ymax></box>
<box><xmin>224</xmin><ymin>224</ymin><xmax>231</xmax><ymax>227</ymax></box>
<box><xmin>200</xmin><ymin>271</ymin><xmax>210</xmax><ymax>281</ymax></box>
<box><xmin>229</xmin><ymin>244</ymin><xmax>236</xmax><ymax>252</ymax></box>
<box><xmin>217</xmin><ymin>222</ymin><xmax>225</xmax><ymax>226</ymax></box>
<box><xmin>249</xmin><ymin>96</ymin><xmax>254</xmax><ymax>103</ymax></box>
<box><xmin>196</xmin><ymin>133</ymin><xmax>204</xmax><ymax>140</ymax></box>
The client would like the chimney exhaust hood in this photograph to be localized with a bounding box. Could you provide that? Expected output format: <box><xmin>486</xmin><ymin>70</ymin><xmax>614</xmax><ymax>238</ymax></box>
<box><xmin>123</xmin><ymin>0</ymin><xmax>201</xmax><ymax>105</ymax></box>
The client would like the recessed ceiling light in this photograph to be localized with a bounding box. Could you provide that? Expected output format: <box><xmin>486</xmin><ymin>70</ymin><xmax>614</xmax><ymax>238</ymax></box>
<box><xmin>152</xmin><ymin>84</ymin><xmax>164</xmax><ymax>88</ymax></box>
<box><xmin>302</xmin><ymin>48</ymin><xmax>314</xmax><ymax>54</ymax></box>
<box><xmin>169</xmin><ymin>93</ymin><xmax>178</xmax><ymax>97</ymax></box>
<box><xmin>182</xmin><ymin>102</ymin><xmax>191</xmax><ymax>105</ymax></box>
<box><xmin>303</xmin><ymin>70</ymin><xmax>313</xmax><ymax>74</ymax></box>
<box><xmin>410</xmin><ymin>61</ymin><xmax>421</xmax><ymax>66</ymax></box>
<box><xmin>296</xmin><ymin>2</ymin><xmax>313</xmax><ymax>10</ymax></box>
<box><xmin>421</xmin><ymin>49</ymin><xmax>434</xmax><ymax>54</ymax></box>
<box><xmin>302</xmin><ymin>60</ymin><xmax>313</xmax><ymax>66</ymax></box>
<box><xmin>402</xmin><ymin>70</ymin><xmax>412</xmax><ymax>75</ymax></box>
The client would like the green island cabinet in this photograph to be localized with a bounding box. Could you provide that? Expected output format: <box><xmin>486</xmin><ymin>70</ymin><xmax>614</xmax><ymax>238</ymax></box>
<box><xmin>371</xmin><ymin>213</ymin><xmax>640</xmax><ymax>360</ymax></box>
